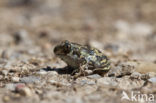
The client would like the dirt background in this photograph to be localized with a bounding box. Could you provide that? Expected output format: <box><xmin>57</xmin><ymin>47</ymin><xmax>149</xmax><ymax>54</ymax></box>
<box><xmin>0</xmin><ymin>0</ymin><xmax>156</xmax><ymax>103</ymax></box>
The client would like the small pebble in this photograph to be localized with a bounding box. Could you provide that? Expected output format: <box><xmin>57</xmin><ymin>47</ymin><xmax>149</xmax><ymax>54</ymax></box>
<box><xmin>20</xmin><ymin>76</ymin><xmax>40</xmax><ymax>83</ymax></box>
<box><xmin>15</xmin><ymin>83</ymin><xmax>25</xmax><ymax>89</ymax></box>
<box><xmin>48</xmin><ymin>80</ymin><xmax>57</xmax><ymax>84</ymax></box>
<box><xmin>84</xmin><ymin>70</ymin><xmax>93</xmax><ymax>75</ymax></box>
<box><xmin>87</xmin><ymin>74</ymin><xmax>101</xmax><ymax>79</ymax></box>
<box><xmin>130</xmin><ymin>72</ymin><xmax>142</xmax><ymax>79</ymax></box>
<box><xmin>5</xmin><ymin>83</ymin><xmax>16</xmax><ymax>91</ymax></box>
<box><xmin>87</xmin><ymin>81</ymin><xmax>96</xmax><ymax>85</ymax></box>
<box><xmin>148</xmin><ymin>77</ymin><xmax>156</xmax><ymax>83</ymax></box>
<box><xmin>35</xmin><ymin>89</ymin><xmax>43</xmax><ymax>94</ymax></box>
<box><xmin>48</xmin><ymin>80</ymin><xmax>71</xmax><ymax>86</ymax></box>
<box><xmin>108</xmin><ymin>64</ymin><xmax>134</xmax><ymax>77</ymax></box>
<box><xmin>1</xmin><ymin>70</ymin><xmax>8</xmax><ymax>76</ymax></box>
<box><xmin>3</xmin><ymin>96</ymin><xmax>10</xmax><ymax>102</ymax></box>
<box><xmin>97</xmin><ymin>77</ymin><xmax>117</xmax><ymax>86</ymax></box>
<box><xmin>65</xmin><ymin>97</ymin><xmax>84</xmax><ymax>103</ymax></box>
<box><xmin>36</xmin><ymin>70</ymin><xmax>47</xmax><ymax>75</ymax></box>
<box><xmin>147</xmin><ymin>72</ymin><xmax>156</xmax><ymax>78</ymax></box>
<box><xmin>141</xmin><ymin>74</ymin><xmax>150</xmax><ymax>80</ymax></box>
<box><xmin>5</xmin><ymin>83</ymin><xmax>25</xmax><ymax>91</ymax></box>
<box><xmin>80</xmin><ymin>80</ymin><xmax>96</xmax><ymax>85</ymax></box>
<box><xmin>11</xmin><ymin>77</ymin><xmax>20</xmax><ymax>82</ymax></box>
<box><xmin>15</xmin><ymin>85</ymin><xmax>32</xmax><ymax>96</ymax></box>
<box><xmin>49</xmin><ymin>71</ymin><xmax>58</xmax><ymax>76</ymax></box>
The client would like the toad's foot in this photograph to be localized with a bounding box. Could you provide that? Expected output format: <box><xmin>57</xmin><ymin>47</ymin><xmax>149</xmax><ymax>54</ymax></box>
<box><xmin>73</xmin><ymin>64</ymin><xmax>93</xmax><ymax>79</ymax></box>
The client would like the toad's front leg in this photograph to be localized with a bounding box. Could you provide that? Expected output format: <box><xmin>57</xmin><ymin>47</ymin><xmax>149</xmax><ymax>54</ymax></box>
<box><xmin>73</xmin><ymin>64</ymin><xmax>93</xmax><ymax>79</ymax></box>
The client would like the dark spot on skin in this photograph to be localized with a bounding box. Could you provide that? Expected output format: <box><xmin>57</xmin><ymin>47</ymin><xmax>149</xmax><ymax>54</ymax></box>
<box><xmin>89</xmin><ymin>50</ymin><xmax>95</xmax><ymax>55</ymax></box>
<box><xmin>87</xmin><ymin>60</ymin><xmax>96</xmax><ymax>67</ymax></box>
<box><xmin>81</xmin><ymin>47</ymin><xmax>95</xmax><ymax>55</ymax></box>
<box><xmin>73</xmin><ymin>51</ymin><xmax>81</xmax><ymax>57</ymax></box>
<box><xmin>102</xmin><ymin>56</ymin><xmax>108</xmax><ymax>60</ymax></box>
<box><xmin>96</xmin><ymin>56</ymin><xmax>103</xmax><ymax>61</ymax></box>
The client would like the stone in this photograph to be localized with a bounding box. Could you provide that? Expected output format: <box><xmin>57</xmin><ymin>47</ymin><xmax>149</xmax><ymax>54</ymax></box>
<box><xmin>49</xmin><ymin>71</ymin><xmax>58</xmax><ymax>76</ymax></box>
<box><xmin>108</xmin><ymin>64</ymin><xmax>134</xmax><ymax>77</ymax></box>
<box><xmin>11</xmin><ymin>77</ymin><xmax>20</xmax><ymax>82</ymax></box>
<box><xmin>48</xmin><ymin>80</ymin><xmax>71</xmax><ymax>86</ymax></box>
<box><xmin>117</xmin><ymin>76</ymin><xmax>145</xmax><ymax>90</ymax></box>
<box><xmin>80</xmin><ymin>80</ymin><xmax>96</xmax><ymax>85</ymax></box>
<box><xmin>65</xmin><ymin>96</ymin><xmax>84</xmax><ymax>103</ymax></box>
<box><xmin>87</xmin><ymin>74</ymin><xmax>102</xmax><ymax>79</ymax></box>
<box><xmin>5</xmin><ymin>83</ymin><xmax>16</xmax><ymax>91</ymax></box>
<box><xmin>48</xmin><ymin>80</ymin><xmax>57</xmax><ymax>84</ymax></box>
<box><xmin>97</xmin><ymin>77</ymin><xmax>117</xmax><ymax>86</ymax></box>
<box><xmin>36</xmin><ymin>70</ymin><xmax>47</xmax><ymax>75</ymax></box>
<box><xmin>148</xmin><ymin>77</ymin><xmax>156</xmax><ymax>83</ymax></box>
<box><xmin>15</xmin><ymin>85</ymin><xmax>32</xmax><ymax>96</ymax></box>
<box><xmin>130</xmin><ymin>72</ymin><xmax>142</xmax><ymax>79</ymax></box>
<box><xmin>1</xmin><ymin>70</ymin><xmax>8</xmax><ymax>76</ymax></box>
<box><xmin>20</xmin><ymin>76</ymin><xmax>40</xmax><ymax>83</ymax></box>
<box><xmin>3</xmin><ymin>96</ymin><xmax>10</xmax><ymax>102</ymax></box>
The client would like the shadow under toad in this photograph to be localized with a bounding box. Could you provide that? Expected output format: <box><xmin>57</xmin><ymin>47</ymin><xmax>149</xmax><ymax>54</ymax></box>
<box><xmin>42</xmin><ymin>66</ymin><xmax>74</xmax><ymax>75</ymax></box>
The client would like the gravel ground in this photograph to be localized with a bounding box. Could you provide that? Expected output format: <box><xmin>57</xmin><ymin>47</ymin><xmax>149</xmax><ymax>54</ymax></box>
<box><xmin>0</xmin><ymin>0</ymin><xmax>156</xmax><ymax>103</ymax></box>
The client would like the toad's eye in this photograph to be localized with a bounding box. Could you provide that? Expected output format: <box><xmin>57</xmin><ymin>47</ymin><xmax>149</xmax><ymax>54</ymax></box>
<box><xmin>63</xmin><ymin>42</ymin><xmax>71</xmax><ymax>54</ymax></box>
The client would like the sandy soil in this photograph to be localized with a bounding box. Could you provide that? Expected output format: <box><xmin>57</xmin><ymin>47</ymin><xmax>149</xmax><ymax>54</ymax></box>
<box><xmin>0</xmin><ymin>0</ymin><xmax>156</xmax><ymax>103</ymax></box>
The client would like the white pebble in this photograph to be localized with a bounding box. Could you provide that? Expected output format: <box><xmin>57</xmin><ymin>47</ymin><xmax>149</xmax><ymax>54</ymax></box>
<box><xmin>148</xmin><ymin>77</ymin><xmax>156</xmax><ymax>83</ymax></box>
<box><xmin>11</xmin><ymin>77</ymin><xmax>20</xmax><ymax>82</ymax></box>
<box><xmin>2</xmin><ymin>70</ymin><xmax>8</xmax><ymax>76</ymax></box>
<box><xmin>36</xmin><ymin>70</ymin><xmax>47</xmax><ymax>75</ymax></box>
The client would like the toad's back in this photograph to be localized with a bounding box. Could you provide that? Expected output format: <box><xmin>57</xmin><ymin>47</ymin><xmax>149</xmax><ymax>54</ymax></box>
<box><xmin>79</xmin><ymin>46</ymin><xmax>110</xmax><ymax>69</ymax></box>
<box><xmin>54</xmin><ymin>40</ymin><xmax>110</xmax><ymax>71</ymax></box>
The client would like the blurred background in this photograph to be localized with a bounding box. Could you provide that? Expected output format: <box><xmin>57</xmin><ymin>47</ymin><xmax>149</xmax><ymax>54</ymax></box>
<box><xmin>0</xmin><ymin>0</ymin><xmax>156</xmax><ymax>62</ymax></box>
<box><xmin>0</xmin><ymin>1</ymin><xmax>156</xmax><ymax>103</ymax></box>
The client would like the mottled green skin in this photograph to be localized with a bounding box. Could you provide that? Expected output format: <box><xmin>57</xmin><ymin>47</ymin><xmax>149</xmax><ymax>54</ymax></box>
<box><xmin>54</xmin><ymin>40</ymin><xmax>110</xmax><ymax>74</ymax></box>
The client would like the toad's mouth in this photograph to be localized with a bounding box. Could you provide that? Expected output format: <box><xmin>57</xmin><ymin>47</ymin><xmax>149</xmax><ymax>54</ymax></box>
<box><xmin>54</xmin><ymin>48</ymin><xmax>64</xmax><ymax>55</ymax></box>
<box><xmin>54</xmin><ymin>46</ymin><xmax>69</xmax><ymax>56</ymax></box>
